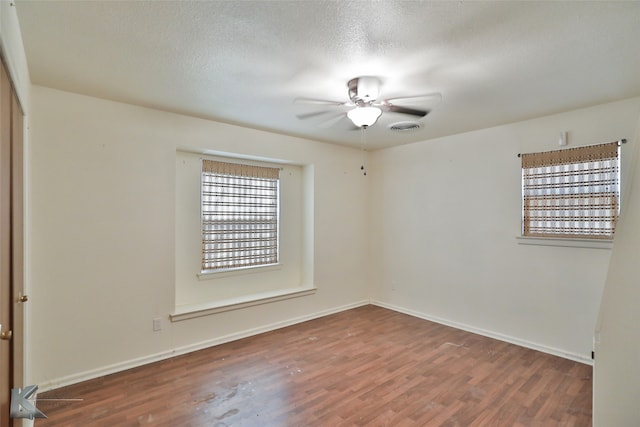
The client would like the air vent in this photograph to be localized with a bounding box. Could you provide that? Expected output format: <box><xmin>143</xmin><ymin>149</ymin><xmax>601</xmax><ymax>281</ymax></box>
<box><xmin>389</xmin><ymin>121</ymin><xmax>421</xmax><ymax>132</ymax></box>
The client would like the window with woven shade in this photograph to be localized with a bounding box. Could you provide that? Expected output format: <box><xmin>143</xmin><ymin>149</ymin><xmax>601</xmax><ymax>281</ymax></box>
<box><xmin>201</xmin><ymin>160</ymin><xmax>280</xmax><ymax>272</ymax></box>
<box><xmin>521</xmin><ymin>141</ymin><xmax>621</xmax><ymax>240</ymax></box>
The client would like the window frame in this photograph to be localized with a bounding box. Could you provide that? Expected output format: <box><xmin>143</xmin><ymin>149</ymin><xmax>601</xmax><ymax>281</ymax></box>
<box><xmin>200</xmin><ymin>159</ymin><xmax>281</xmax><ymax>274</ymax></box>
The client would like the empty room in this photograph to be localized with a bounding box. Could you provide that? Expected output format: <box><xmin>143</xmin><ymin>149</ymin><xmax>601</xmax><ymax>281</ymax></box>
<box><xmin>1</xmin><ymin>1</ymin><xmax>639</xmax><ymax>426</ymax></box>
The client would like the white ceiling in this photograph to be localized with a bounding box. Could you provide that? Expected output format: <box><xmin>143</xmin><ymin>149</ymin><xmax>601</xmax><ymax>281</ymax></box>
<box><xmin>15</xmin><ymin>1</ymin><xmax>640</xmax><ymax>150</ymax></box>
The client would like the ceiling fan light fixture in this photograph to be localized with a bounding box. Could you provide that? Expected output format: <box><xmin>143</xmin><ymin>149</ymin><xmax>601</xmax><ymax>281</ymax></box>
<box><xmin>347</xmin><ymin>106</ymin><xmax>382</xmax><ymax>128</ymax></box>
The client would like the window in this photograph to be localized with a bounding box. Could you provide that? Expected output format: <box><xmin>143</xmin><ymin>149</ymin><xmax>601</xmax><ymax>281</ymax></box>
<box><xmin>521</xmin><ymin>141</ymin><xmax>620</xmax><ymax>240</ymax></box>
<box><xmin>201</xmin><ymin>160</ymin><xmax>280</xmax><ymax>272</ymax></box>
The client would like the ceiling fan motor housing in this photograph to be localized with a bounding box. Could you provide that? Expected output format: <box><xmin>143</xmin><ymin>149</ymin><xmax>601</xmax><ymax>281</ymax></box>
<box><xmin>348</xmin><ymin>76</ymin><xmax>381</xmax><ymax>105</ymax></box>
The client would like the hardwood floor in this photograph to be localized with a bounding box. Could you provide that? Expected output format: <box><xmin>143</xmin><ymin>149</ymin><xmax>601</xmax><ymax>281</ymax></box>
<box><xmin>35</xmin><ymin>305</ymin><xmax>592</xmax><ymax>426</ymax></box>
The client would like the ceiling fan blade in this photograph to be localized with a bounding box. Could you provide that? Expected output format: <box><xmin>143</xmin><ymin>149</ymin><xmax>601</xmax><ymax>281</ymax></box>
<box><xmin>385</xmin><ymin>104</ymin><xmax>430</xmax><ymax>118</ymax></box>
<box><xmin>384</xmin><ymin>93</ymin><xmax>442</xmax><ymax>106</ymax></box>
<box><xmin>316</xmin><ymin>112</ymin><xmax>348</xmax><ymax>128</ymax></box>
<box><xmin>296</xmin><ymin>110</ymin><xmax>337</xmax><ymax>120</ymax></box>
<box><xmin>294</xmin><ymin>98</ymin><xmax>354</xmax><ymax>123</ymax></box>
<box><xmin>293</xmin><ymin>97</ymin><xmax>348</xmax><ymax>106</ymax></box>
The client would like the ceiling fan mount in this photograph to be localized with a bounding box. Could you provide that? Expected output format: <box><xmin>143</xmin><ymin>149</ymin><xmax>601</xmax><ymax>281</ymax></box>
<box><xmin>295</xmin><ymin>76</ymin><xmax>441</xmax><ymax>129</ymax></box>
<box><xmin>347</xmin><ymin>76</ymin><xmax>382</xmax><ymax>106</ymax></box>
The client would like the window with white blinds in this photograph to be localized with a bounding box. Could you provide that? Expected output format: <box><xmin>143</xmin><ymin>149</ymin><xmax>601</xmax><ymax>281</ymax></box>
<box><xmin>201</xmin><ymin>160</ymin><xmax>280</xmax><ymax>272</ymax></box>
<box><xmin>521</xmin><ymin>141</ymin><xmax>621</xmax><ymax>240</ymax></box>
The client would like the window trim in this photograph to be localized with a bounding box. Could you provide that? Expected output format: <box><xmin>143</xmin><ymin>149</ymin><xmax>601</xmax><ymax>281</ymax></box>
<box><xmin>170</xmin><ymin>286</ymin><xmax>317</xmax><ymax>322</ymax></box>
<box><xmin>515</xmin><ymin>235</ymin><xmax>613</xmax><ymax>249</ymax></box>
<box><xmin>197</xmin><ymin>262</ymin><xmax>282</xmax><ymax>280</ymax></box>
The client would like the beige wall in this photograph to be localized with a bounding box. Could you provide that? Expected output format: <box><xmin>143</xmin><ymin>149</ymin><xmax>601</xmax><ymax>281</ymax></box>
<box><xmin>27</xmin><ymin>86</ymin><xmax>370</xmax><ymax>389</ymax></box>
<box><xmin>369</xmin><ymin>98</ymin><xmax>640</xmax><ymax>362</ymax></box>
<box><xmin>593</xmin><ymin>113</ymin><xmax>640</xmax><ymax>426</ymax></box>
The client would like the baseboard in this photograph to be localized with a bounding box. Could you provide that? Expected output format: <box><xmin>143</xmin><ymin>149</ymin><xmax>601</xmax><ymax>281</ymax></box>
<box><xmin>38</xmin><ymin>299</ymin><xmax>370</xmax><ymax>392</ymax></box>
<box><xmin>38</xmin><ymin>298</ymin><xmax>589</xmax><ymax>392</ymax></box>
<box><xmin>370</xmin><ymin>300</ymin><xmax>593</xmax><ymax>366</ymax></box>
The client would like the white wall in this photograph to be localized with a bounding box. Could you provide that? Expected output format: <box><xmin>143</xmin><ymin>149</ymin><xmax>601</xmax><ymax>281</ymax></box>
<box><xmin>593</xmin><ymin>113</ymin><xmax>640</xmax><ymax>426</ymax></box>
<box><xmin>369</xmin><ymin>98</ymin><xmax>640</xmax><ymax>362</ymax></box>
<box><xmin>27</xmin><ymin>86</ymin><xmax>370</xmax><ymax>389</ymax></box>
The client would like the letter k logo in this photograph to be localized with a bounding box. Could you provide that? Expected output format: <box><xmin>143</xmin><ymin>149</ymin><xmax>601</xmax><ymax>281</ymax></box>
<box><xmin>10</xmin><ymin>385</ymin><xmax>47</xmax><ymax>419</ymax></box>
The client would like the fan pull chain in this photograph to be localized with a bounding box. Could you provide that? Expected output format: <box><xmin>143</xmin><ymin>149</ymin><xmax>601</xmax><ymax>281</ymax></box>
<box><xmin>360</xmin><ymin>126</ymin><xmax>367</xmax><ymax>176</ymax></box>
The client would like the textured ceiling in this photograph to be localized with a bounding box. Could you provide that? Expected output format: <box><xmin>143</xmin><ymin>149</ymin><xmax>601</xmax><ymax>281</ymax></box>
<box><xmin>15</xmin><ymin>1</ymin><xmax>640</xmax><ymax>150</ymax></box>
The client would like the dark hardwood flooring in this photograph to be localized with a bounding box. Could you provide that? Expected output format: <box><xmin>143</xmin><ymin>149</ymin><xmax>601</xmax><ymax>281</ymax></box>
<box><xmin>36</xmin><ymin>305</ymin><xmax>592</xmax><ymax>426</ymax></box>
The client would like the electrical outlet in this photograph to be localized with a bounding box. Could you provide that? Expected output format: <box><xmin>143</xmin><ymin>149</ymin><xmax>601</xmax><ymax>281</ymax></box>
<box><xmin>153</xmin><ymin>317</ymin><xmax>162</xmax><ymax>332</ymax></box>
<box><xmin>391</xmin><ymin>282</ymin><xmax>396</xmax><ymax>291</ymax></box>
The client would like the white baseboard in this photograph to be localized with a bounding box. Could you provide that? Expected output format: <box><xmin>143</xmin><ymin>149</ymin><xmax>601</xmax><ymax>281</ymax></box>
<box><xmin>370</xmin><ymin>300</ymin><xmax>593</xmax><ymax>366</ymax></box>
<box><xmin>38</xmin><ymin>300</ymin><xmax>369</xmax><ymax>392</ymax></box>
<box><xmin>38</xmin><ymin>298</ymin><xmax>589</xmax><ymax>392</ymax></box>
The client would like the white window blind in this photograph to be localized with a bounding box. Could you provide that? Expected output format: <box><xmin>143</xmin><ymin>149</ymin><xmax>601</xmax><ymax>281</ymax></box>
<box><xmin>521</xmin><ymin>141</ymin><xmax>620</xmax><ymax>240</ymax></box>
<box><xmin>201</xmin><ymin>160</ymin><xmax>280</xmax><ymax>272</ymax></box>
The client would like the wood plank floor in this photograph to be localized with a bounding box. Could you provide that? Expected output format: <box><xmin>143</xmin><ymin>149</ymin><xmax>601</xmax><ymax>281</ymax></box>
<box><xmin>35</xmin><ymin>305</ymin><xmax>592</xmax><ymax>426</ymax></box>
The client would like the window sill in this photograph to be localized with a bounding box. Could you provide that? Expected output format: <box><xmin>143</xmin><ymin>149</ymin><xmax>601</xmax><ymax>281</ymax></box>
<box><xmin>516</xmin><ymin>236</ymin><xmax>613</xmax><ymax>249</ymax></box>
<box><xmin>170</xmin><ymin>286</ymin><xmax>317</xmax><ymax>322</ymax></box>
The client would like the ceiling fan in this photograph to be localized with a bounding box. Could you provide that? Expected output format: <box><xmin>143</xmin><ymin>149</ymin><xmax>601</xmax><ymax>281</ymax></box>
<box><xmin>295</xmin><ymin>76</ymin><xmax>441</xmax><ymax>129</ymax></box>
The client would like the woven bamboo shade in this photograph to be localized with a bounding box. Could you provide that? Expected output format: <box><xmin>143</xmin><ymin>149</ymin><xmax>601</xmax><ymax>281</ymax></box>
<box><xmin>521</xmin><ymin>141</ymin><xmax>619</xmax><ymax>239</ymax></box>
<box><xmin>201</xmin><ymin>159</ymin><xmax>280</xmax><ymax>272</ymax></box>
